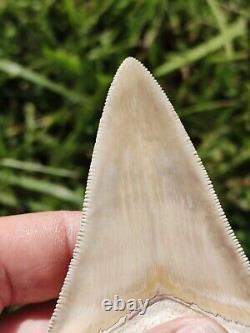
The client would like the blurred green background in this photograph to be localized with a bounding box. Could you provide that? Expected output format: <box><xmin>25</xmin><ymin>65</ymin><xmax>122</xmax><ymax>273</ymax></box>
<box><xmin>0</xmin><ymin>0</ymin><xmax>249</xmax><ymax>257</ymax></box>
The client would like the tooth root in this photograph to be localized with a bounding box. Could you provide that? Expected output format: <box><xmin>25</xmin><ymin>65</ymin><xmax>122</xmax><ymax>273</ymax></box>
<box><xmin>48</xmin><ymin>58</ymin><xmax>250</xmax><ymax>333</ymax></box>
<box><xmin>109</xmin><ymin>297</ymin><xmax>250</xmax><ymax>333</ymax></box>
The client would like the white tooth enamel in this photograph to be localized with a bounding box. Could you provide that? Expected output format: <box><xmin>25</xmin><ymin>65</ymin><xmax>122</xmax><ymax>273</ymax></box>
<box><xmin>48</xmin><ymin>57</ymin><xmax>250</xmax><ymax>333</ymax></box>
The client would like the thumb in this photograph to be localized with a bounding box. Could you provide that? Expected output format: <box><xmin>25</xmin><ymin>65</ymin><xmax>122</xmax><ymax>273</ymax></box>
<box><xmin>146</xmin><ymin>316</ymin><xmax>228</xmax><ymax>333</ymax></box>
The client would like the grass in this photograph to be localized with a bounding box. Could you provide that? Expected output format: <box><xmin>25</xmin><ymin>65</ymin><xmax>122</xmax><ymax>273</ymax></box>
<box><xmin>0</xmin><ymin>0</ymin><xmax>249</xmax><ymax>257</ymax></box>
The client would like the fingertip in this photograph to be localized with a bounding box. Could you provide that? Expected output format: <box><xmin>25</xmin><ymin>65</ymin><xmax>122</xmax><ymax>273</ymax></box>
<box><xmin>0</xmin><ymin>211</ymin><xmax>81</xmax><ymax>307</ymax></box>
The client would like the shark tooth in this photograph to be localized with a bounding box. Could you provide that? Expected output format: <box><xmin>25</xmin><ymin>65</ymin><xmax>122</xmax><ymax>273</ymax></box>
<box><xmin>48</xmin><ymin>57</ymin><xmax>250</xmax><ymax>333</ymax></box>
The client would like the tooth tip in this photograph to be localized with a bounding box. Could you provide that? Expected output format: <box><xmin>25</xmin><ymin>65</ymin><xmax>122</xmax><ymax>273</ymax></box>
<box><xmin>119</xmin><ymin>57</ymin><xmax>145</xmax><ymax>72</ymax></box>
<box><xmin>121</xmin><ymin>56</ymin><xmax>140</xmax><ymax>64</ymax></box>
<box><xmin>109</xmin><ymin>56</ymin><xmax>155</xmax><ymax>101</ymax></box>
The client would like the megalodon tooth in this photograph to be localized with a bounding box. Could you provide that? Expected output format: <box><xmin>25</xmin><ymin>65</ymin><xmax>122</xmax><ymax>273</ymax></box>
<box><xmin>47</xmin><ymin>57</ymin><xmax>250</xmax><ymax>333</ymax></box>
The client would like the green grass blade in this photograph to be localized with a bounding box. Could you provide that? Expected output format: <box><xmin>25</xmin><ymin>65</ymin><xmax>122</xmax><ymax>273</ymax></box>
<box><xmin>0</xmin><ymin>158</ymin><xmax>79</xmax><ymax>178</ymax></box>
<box><xmin>0</xmin><ymin>172</ymin><xmax>80</xmax><ymax>204</ymax></box>
<box><xmin>0</xmin><ymin>191</ymin><xmax>18</xmax><ymax>207</ymax></box>
<box><xmin>0</xmin><ymin>60</ymin><xmax>86</xmax><ymax>104</ymax></box>
<box><xmin>180</xmin><ymin>100</ymin><xmax>236</xmax><ymax>117</ymax></box>
<box><xmin>207</xmin><ymin>0</ymin><xmax>233</xmax><ymax>57</ymax></box>
<box><xmin>155</xmin><ymin>18</ymin><xmax>246</xmax><ymax>77</ymax></box>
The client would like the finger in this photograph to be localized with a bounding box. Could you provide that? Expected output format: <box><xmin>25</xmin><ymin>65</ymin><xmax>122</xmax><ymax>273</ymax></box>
<box><xmin>0</xmin><ymin>301</ymin><xmax>54</xmax><ymax>333</ymax></box>
<box><xmin>0</xmin><ymin>211</ymin><xmax>81</xmax><ymax>310</ymax></box>
<box><xmin>146</xmin><ymin>316</ymin><xmax>228</xmax><ymax>332</ymax></box>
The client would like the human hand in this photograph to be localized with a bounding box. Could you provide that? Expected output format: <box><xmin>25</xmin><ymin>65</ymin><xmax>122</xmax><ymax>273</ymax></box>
<box><xmin>0</xmin><ymin>211</ymin><xmax>80</xmax><ymax>332</ymax></box>
<box><xmin>0</xmin><ymin>211</ymin><xmax>227</xmax><ymax>333</ymax></box>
